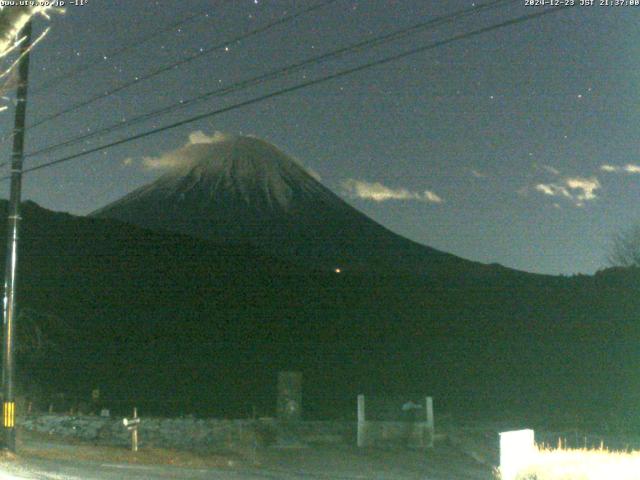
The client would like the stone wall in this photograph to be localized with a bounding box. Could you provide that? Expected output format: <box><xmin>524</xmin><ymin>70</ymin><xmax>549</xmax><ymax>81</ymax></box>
<box><xmin>19</xmin><ymin>414</ymin><xmax>355</xmax><ymax>451</ymax></box>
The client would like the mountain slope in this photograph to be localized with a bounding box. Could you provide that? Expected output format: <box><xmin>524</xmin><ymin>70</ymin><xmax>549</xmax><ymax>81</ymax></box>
<box><xmin>2</xmin><ymin>201</ymin><xmax>640</xmax><ymax>422</ymax></box>
<box><xmin>92</xmin><ymin>134</ymin><xmax>504</xmax><ymax>277</ymax></box>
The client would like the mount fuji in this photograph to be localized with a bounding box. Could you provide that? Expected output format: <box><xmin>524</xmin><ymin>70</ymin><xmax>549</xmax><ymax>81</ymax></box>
<box><xmin>92</xmin><ymin>133</ymin><xmax>508</xmax><ymax>277</ymax></box>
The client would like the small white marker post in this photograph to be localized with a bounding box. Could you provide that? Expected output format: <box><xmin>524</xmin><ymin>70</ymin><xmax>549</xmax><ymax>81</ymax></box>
<box><xmin>123</xmin><ymin>407</ymin><xmax>140</xmax><ymax>452</ymax></box>
<box><xmin>132</xmin><ymin>408</ymin><xmax>138</xmax><ymax>452</ymax></box>
<box><xmin>499</xmin><ymin>429</ymin><xmax>536</xmax><ymax>480</ymax></box>
<box><xmin>357</xmin><ymin>394</ymin><xmax>366</xmax><ymax>448</ymax></box>
<box><xmin>425</xmin><ymin>396</ymin><xmax>434</xmax><ymax>448</ymax></box>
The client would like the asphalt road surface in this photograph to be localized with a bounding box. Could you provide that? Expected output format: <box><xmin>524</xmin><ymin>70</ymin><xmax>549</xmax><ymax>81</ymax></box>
<box><xmin>0</xmin><ymin>449</ymin><xmax>493</xmax><ymax>480</ymax></box>
<box><xmin>0</xmin><ymin>430</ymin><xmax>494</xmax><ymax>479</ymax></box>
<box><xmin>0</xmin><ymin>457</ymin><xmax>358</xmax><ymax>480</ymax></box>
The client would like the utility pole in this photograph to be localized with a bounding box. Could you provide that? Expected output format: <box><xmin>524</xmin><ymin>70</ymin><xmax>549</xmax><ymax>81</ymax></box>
<box><xmin>2</xmin><ymin>19</ymin><xmax>32</xmax><ymax>452</ymax></box>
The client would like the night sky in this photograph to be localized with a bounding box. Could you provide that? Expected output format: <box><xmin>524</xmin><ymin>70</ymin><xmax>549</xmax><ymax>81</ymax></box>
<box><xmin>0</xmin><ymin>0</ymin><xmax>638</xmax><ymax>276</ymax></box>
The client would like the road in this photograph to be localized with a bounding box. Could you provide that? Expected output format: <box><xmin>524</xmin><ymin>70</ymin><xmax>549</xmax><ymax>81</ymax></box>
<box><xmin>0</xmin><ymin>458</ymin><xmax>443</xmax><ymax>480</ymax></box>
<box><xmin>0</xmin><ymin>431</ymin><xmax>494</xmax><ymax>479</ymax></box>
<box><xmin>0</xmin><ymin>457</ymin><xmax>346</xmax><ymax>480</ymax></box>
<box><xmin>0</xmin><ymin>450</ymin><xmax>493</xmax><ymax>480</ymax></box>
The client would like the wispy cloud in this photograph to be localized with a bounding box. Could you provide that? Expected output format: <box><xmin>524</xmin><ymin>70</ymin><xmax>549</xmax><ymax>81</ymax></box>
<box><xmin>305</xmin><ymin>166</ymin><xmax>321</xmax><ymax>181</ymax></box>
<box><xmin>188</xmin><ymin>130</ymin><xmax>231</xmax><ymax>145</ymax></box>
<box><xmin>423</xmin><ymin>190</ymin><xmax>443</xmax><ymax>203</ymax></box>
<box><xmin>534</xmin><ymin>176</ymin><xmax>600</xmax><ymax>207</ymax></box>
<box><xmin>541</xmin><ymin>164</ymin><xmax>560</xmax><ymax>176</ymax></box>
<box><xmin>141</xmin><ymin>130</ymin><xmax>234</xmax><ymax>170</ymax></box>
<box><xmin>342</xmin><ymin>179</ymin><xmax>443</xmax><ymax>203</ymax></box>
<box><xmin>535</xmin><ymin>183</ymin><xmax>570</xmax><ymax>198</ymax></box>
<box><xmin>142</xmin><ymin>153</ymin><xmax>184</xmax><ymax>170</ymax></box>
<box><xmin>566</xmin><ymin>177</ymin><xmax>600</xmax><ymax>202</ymax></box>
<box><xmin>532</xmin><ymin>163</ymin><xmax>561</xmax><ymax>176</ymax></box>
<box><xmin>601</xmin><ymin>164</ymin><xmax>640</xmax><ymax>174</ymax></box>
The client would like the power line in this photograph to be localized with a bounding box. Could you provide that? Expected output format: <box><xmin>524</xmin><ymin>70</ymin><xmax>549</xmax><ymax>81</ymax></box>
<box><xmin>26</xmin><ymin>0</ymin><xmax>340</xmax><ymax>130</ymax></box>
<box><xmin>2</xmin><ymin>5</ymin><xmax>573</xmax><ymax>181</ymax></box>
<box><xmin>0</xmin><ymin>6</ymin><xmax>220</xmax><ymax>152</ymax></box>
<box><xmin>32</xmin><ymin>6</ymin><xmax>217</xmax><ymax>94</ymax></box>
<box><xmin>25</xmin><ymin>0</ymin><xmax>517</xmax><ymax>160</ymax></box>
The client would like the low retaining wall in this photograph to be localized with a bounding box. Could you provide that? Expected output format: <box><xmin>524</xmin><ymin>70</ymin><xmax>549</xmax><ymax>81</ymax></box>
<box><xmin>358</xmin><ymin>420</ymin><xmax>434</xmax><ymax>448</ymax></box>
<box><xmin>19</xmin><ymin>414</ymin><xmax>355</xmax><ymax>451</ymax></box>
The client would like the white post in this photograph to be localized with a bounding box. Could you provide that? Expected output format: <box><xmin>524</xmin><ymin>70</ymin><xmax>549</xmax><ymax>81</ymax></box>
<box><xmin>425</xmin><ymin>396</ymin><xmax>434</xmax><ymax>448</ymax></box>
<box><xmin>499</xmin><ymin>429</ymin><xmax>536</xmax><ymax>480</ymax></box>
<box><xmin>357</xmin><ymin>394</ymin><xmax>366</xmax><ymax>447</ymax></box>
<box><xmin>131</xmin><ymin>407</ymin><xmax>139</xmax><ymax>452</ymax></box>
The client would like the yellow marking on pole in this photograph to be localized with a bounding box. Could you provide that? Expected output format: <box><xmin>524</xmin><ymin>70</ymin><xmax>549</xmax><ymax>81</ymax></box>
<box><xmin>3</xmin><ymin>402</ymin><xmax>15</xmax><ymax>427</ymax></box>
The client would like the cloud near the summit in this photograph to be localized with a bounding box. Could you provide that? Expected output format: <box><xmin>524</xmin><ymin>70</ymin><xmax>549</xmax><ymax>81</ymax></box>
<box><xmin>141</xmin><ymin>130</ymin><xmax>233</xmax><ymax>170</ymax></box>
<box><xmin>305</xmin><ymin>166</ymin><xmax>322</xmax><ymax>181</ymax></box>
<box><xmin>188</xmin><ymin>131</ymin><xmax>232</xmax><ymax>145</ymax></box>
<box><xmin>342</xmin><ymin>179</ymin><xmax>443</xmax><ymax>203</ymax></box>
<box><xmin>142</xmin><ymin>154</ymin><xmax>185</xmax><ymax>170</ymax></box>
<box><xmin>133</xmin><ymin>131</ymin><xmax>324</xmax><ymax>180</ymax></box>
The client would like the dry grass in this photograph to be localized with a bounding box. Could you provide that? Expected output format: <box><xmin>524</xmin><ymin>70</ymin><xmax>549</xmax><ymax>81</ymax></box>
<box><xmin>15</xmin><ymin>430</ymin><xmax>243</xmax><ymax>469</ymax></box>
<box><xmin>505</xmin><ymin>443</ymin><xmax>640</xmax><ymax>480</ymax></box>
<box><xmin>20</xmin><ymin>443</ymin><xmax>239</xmax><ymax>468</ymax></box>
